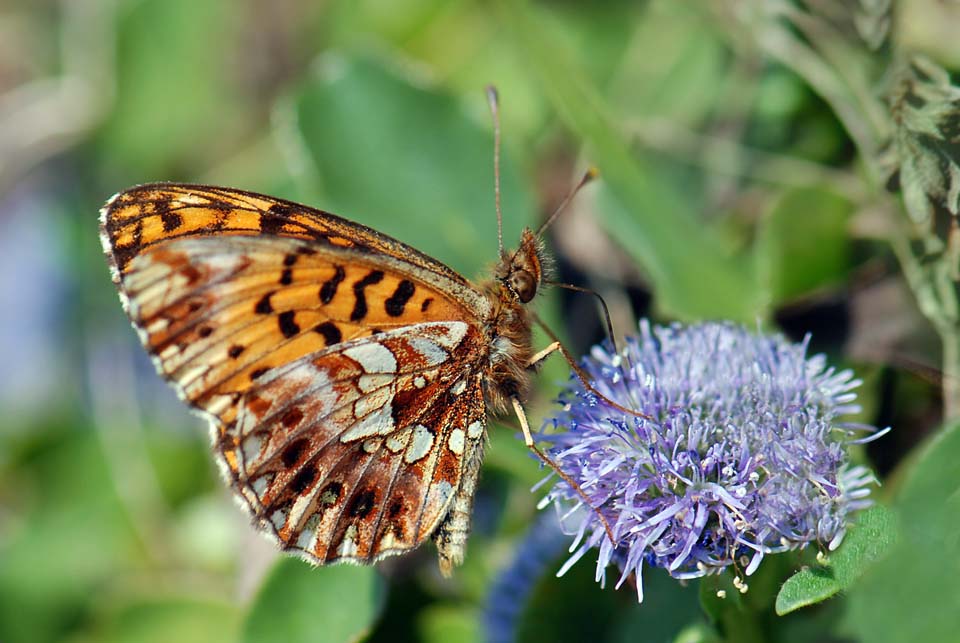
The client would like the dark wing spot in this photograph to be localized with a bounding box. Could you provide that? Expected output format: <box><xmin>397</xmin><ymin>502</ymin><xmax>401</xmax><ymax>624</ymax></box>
<box><xmin>228</xmin><ymin>344</ymin><xmax>244</xmax><ymax>358</ymax></box>
<box><xmin>314</xmin><ymin>321</ymin><xmax>342</xmax><ymax>346</ymax></box>
<box><xmin>255</xmin><ymin>292</ymin><xmax>274</xmax><ymax>314</ymax></box>
<box><xmin>350</xmin><ymin>270</ymin><xmax>385</xmax><ymax>321</ymax></box>
<box><xmin>250</xmin><ymin>367</ymin><xmax>270</xmax><ymax>380</ymax></box>
<box><xmin>319</xmin><ymin>265</ymin><xmax>345</xmax><ymax>304</ymax></box>
<box><xmin>188</xmin><ymin>300</ymin><xmax>203</xmax><ymax>312</ymax></box>
<box><xmin>420</xmin><ymin>297</ymin><xmax>433</xmax><ymax>312</ymax></box>
<box><xmin>289</xmin><ymin>463</ymin><xmax>317</xmax><ymax>494</ymax></box>
<box><xmin>179</xmin><ymin>265</ymin><xmax>202</xmax><ymax>285</ymax></box>
<box><xmin>261</xmin><ymin>202</ymin><xmax>294</xmax><ymax>234</ymax></box>
<box><xmin>281</xmin><ymin>407</ymin><xmax>303</xmax><ymax>428</ymax></box>
<box><xmin>198</xmin><ymin>325</ymin><xmax>213</xmax><ymax>338</ymax></box>
<box><xmin>279</xmin><ymin>268</ymin><xmax>293</xmax><ymax>285</ymax></box>
<box><xmin>281</xmin><ymin>438</ymin><xmax>309</xmax><ymax>467</ymax></box>
<box><xmin>157</xmin><ymin>198</ymin><xmax>182</xmax><ymax>232</ymax></box>
<box><xmin>384</xmin><ymin>280</ymin><xmax>416</xmax><ymax>317</ymax></box>
<box><xmin>278</xmin><ymin>311</ymin><xmax>300</xmax><ymax>338</ymax></box>
<box><xmin>348</xmin><ymin>489</ymin><xmax>377</xmax><ymax>519</ymax></box>
<box><xmin>283</xmin><ymin>253</ymin><xmax>298</xmax><ymax>267</ymax></box>
<box><xmin>388</xmin><ymin>499</ymin><xmax>404</xmax><ymax>518</ymax></box>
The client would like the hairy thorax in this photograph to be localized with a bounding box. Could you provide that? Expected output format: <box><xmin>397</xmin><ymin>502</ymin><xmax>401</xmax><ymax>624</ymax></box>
<box><xmin>480</xmin><ymin>287</ymin><xmax>535</xmax><ymax>414</ymax></box>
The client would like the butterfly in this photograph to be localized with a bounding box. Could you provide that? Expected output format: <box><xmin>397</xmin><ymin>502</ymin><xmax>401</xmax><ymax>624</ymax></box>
<box><xmin>97</xmin><ymin>89</ymin><xmax>622</xmax><ymax>576</ymax></box>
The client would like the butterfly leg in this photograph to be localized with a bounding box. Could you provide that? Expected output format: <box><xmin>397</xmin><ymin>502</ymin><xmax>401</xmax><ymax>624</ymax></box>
<box><xmin>510</xmin><ymin>397</ymin><xmax>617</xmax><ymax>545</ymax></box>
<box><xmin>529</xmin><ymin>316</ymin><xmax>652</xmax><ymax>422</ymax></box>
<box><xmin>526</xmin><ymin>341</ymin><xmax>561</xmax><ymax>370</ymax></box>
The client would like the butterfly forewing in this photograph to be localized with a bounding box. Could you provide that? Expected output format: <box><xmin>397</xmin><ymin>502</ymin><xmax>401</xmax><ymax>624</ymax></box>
<box><xmin>100</xmin><ymin>183</ymin><xmax>495</xmax><ymax>566</ymax></box>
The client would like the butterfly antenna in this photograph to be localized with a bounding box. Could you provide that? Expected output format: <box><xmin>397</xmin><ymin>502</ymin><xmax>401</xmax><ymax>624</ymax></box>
<box><xmin>544</xmin><ymin>281</ymin><xmax>620</xmax><ymax>357</ymax></box>
<box><xmin>486</xmin><ymin>85</ymin><xmax>505</xmax><ymax>259</ymax></box>
<box><xmin>535</xmin><ymin>167</ymin><xmax>598</xmax><ymax>238</ymax></box>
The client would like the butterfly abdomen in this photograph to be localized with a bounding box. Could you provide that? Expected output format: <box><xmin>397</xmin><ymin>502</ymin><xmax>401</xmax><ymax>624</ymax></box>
<box><xmin>434</xmin><ymin>435</ymin><xmax>485</xmax><ymax>576</ymax></box>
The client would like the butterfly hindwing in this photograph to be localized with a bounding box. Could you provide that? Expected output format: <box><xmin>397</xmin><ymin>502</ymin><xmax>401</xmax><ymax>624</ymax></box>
<box><xmin>222</xmin><ymin>322</ymin><xmax>486</xmax><ymax>563</ymax></box>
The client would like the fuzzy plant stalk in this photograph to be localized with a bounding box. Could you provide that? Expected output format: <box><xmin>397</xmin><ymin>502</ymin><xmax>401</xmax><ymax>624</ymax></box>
<box><xmin>711</xmin><ymin>1</ymin><xmax>960</xmax><ymax>419</ymax></box>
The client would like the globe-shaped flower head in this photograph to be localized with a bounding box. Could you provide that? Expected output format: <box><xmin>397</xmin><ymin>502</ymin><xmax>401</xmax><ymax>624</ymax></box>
<box><xmin>540</xmin><ymin>321</ymin><xmax>884</xmax><ymax>601</ymax></box>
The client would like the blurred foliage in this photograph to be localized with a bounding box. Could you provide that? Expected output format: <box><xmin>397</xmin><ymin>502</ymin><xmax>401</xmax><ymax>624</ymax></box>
<box><xmin>1</xmin><ymin>0</ymin><xmax>959</xmax><ymax>642</ymax></box>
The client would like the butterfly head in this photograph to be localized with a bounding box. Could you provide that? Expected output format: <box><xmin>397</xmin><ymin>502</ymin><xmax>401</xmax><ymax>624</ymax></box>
<box><xmin>497</xmin><ymin>228</ymin><xmax>546</xmax><ymax>304</ymax></box>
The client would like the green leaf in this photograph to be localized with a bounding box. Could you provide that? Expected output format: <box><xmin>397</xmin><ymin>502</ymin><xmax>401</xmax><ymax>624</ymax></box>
<box><xmin>495</xmin><ymin>0</ymin><xmax>764</xmax><ymax>322</ymax></box>
<box><xmin>774</xmin><ymin>566</ymin><xmax>838</xmax><ymax>616</ymax></box>
<box><xmin>417</xmin><ymin>605</ymin><xmax>480</xmax><ymax>643</ymax></box>
<box><xmin>0</xmin><ymin>430</ymin><xmax>140</xmax><ymax>643</ymax></box>
<box><xmin>673</xmin><ymin>622</ymin><xmax>723</xmax><ymax>643</ymax></box>
<box><xmin>775</xmin><ymin>505</ymin><xmax>896</xmax><ymax>615</ymax></box>
<box><xmin>842</xmin><ymin>421</ymin><xmax>960</xmax><ymax>642</ymax></box>
<box><xmin>289</xmin><ymin>54</ymin><xmax>535</xmax><ymax>279</ymax></box>
<box><xmin>891</xmin><ymin>56</ymin><xmax>960</xmax><ymax>228</ymax></box>
<box><xmin>754</xmin><ymin>187</ymin><xmax>854</xmax><ymax>305</ymax></box>
<box><xmin>87</xmin><ymin>597</ymin><xmax>240</xmax><ymax>643</ymax></box>
<box><xmin>242</xmin><ymin>558</ymin><xmax>384</xmax><ymax>643</ymax></box>
<box><xmin>608</xmin><ymin>2</ymin><xmax>727</xmax><ymax>126</ymax></box>
<box><xmin>97</xmin><ymin>0</ymin><xmax>243</xmax><ymax>179</ymax></box>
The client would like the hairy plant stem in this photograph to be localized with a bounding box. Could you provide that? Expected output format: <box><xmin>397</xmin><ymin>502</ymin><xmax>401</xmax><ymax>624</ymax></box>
<box><xmin>890</xmin><ymin>227</ymin><xmax>960</xmax><ymax>420</ymax></box>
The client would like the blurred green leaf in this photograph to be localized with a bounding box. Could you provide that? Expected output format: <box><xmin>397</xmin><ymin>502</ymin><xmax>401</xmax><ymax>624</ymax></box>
<box><xmin>417</xmin><ymin>605</ymin><xmax>480</xmax><ymax>643</ymax></box>
<box><xmin>775</xmin><ymin>505</ymin><xmax>897</xmax><ymax>615</ymax></box>
<box><xmin>609</xmin><ymin>567</ymin><xmax>703</xmax><ymax>643</ymax></box>
<box><xmin>83</xmin><ymin>598</ymin><xmax>239</xmax><ymax>643</ymax></box>
<box><xmin>673</xmin><ymin>622</ymin><xmax>723</xmax><ymax>643</ymax></box>
<box><xmin>754</xmin><ymin>186</ymin><xmax>854</xmax><ymax>305</ymax></box>
<box><xmin>97</xmin><ymin>0</ymin><xmax>242</xmax><ymax>179</ymax></box>
<box><xmin>326</xmin><ymin>0</ymin><xmax>455</xmax><ymax>47</ymax></box>
<box><xmin>842</xmin><ymin>421</ymin><xmax>960</xmax><ymax>642</ymax></box>
<box><xmin>290</xmin><ymin>54</ymin><xmax>535</xmax><ymax>279</ymax></box>
<box><xmin>496</xmin><ymin>0</ymin><xmax>763</xmax><ymax>322</ymax></box>
<box><xmin>514</xmin><ymin>552</ymin><xmax>620</xmax><ymax>643</ymax></box>
<box><xmin>610</xmin><ymin>2</ymin><xmax>727</xmax><ymax>125</ymax></box>
<box><xmin>242</xmin><ymin>558</ymin><xmax>383</xmax><ymax>643</ymax></box>
<box><xmin>144</xmin><ymin>428</ymin><xmax>215</xmax><ymax>509</ymax></box>
<box><xmin>0</xmin><ymin>429</ymin><xmax>140</xmax><ymax>643</ymax></box>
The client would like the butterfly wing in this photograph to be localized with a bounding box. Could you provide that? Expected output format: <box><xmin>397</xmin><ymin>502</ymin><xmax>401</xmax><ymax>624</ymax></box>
<box><xmin>230</xmin><ymin>322</ymin><xmax>487</xmax><ymax>564</ymax></box>
<box><xmin>100</xmin><ymin>184</ymin><xmax>492</xmax><ymax>563</ymax></box>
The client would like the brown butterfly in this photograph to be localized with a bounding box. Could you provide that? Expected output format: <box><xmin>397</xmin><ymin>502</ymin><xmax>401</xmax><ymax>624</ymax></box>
<box><xmin>99</xmin><ymin>89</ymin><xmax>613</xmax><ymax>576</ymax></box>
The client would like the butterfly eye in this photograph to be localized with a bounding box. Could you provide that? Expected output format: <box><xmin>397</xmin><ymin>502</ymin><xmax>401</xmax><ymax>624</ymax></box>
<box><xmin>508</xmin><ymin>269</ymin><xmax>538</xmax><ymax>303</ymax></box>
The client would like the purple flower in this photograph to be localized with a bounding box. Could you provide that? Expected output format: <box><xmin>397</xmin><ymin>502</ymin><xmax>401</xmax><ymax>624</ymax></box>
<box><xmin>538</xmin><ymin>321</ymin><xmax>885</xmax><ymax>602</ymax></box>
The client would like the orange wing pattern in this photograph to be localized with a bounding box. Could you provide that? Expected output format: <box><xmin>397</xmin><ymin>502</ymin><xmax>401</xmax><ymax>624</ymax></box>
<box><xmin>103</xmin><ymin>183</ymin><xmax>476</xmax><ymax>294</ymax></box>
<box><xmin>99</xmin><ymin>184</ymin><xmax>493</xmax><ymax>567</ymax></box>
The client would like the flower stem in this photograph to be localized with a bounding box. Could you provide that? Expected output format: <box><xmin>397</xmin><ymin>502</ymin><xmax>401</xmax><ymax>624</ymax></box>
<box><xmin>889</xmin><ymin>224</ymin><xmax>960</xmax><ymax>420</ymax></box>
